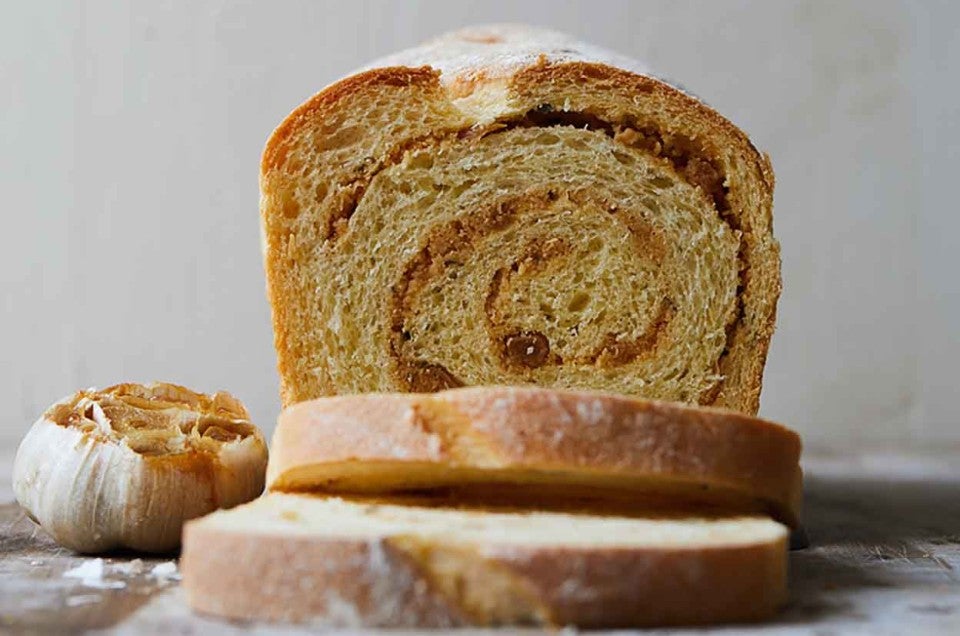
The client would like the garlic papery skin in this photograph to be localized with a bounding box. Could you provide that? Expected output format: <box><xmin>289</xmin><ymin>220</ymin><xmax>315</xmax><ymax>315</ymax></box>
<box><xmin>12</xmin><ymin>383</ymin><xmax>268</xmax><ymax>554</ymax></box>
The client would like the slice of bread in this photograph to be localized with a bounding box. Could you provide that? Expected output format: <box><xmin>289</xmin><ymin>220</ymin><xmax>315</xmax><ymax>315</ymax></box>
<box><xmin>267</xmin><ymin>386</ymin><xmax>802</xmax><ymax>526</ymax></box>
<box><xmin>181</xmin><ymin>494</ymin><xmax>788</xmax><ymax>627</ymax></box>
<box><xmin>260</xmin><ymin>24</ymin><xmax>780</xmax><ymax>414</ymax></box>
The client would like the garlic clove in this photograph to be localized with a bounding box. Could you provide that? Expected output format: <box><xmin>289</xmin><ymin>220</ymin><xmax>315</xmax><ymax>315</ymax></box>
<box><xmin>12</xmin><ymin>382</ymin><xmax>268</xmax><ymax>554</ymax></box>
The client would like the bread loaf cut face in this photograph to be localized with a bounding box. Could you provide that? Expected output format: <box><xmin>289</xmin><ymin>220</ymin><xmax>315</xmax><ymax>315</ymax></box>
<box><xmin>261</xmin><ymin>25</ymin><xmax>780</xmax><ymax>414</ymax></box>
<box><xmin>182</xmin><ymin>494</ymin><xmax>788</xmax><ymax>627</ymax></box>
<box><xmin>267</xmin><ymin>386</ymin><xmax>802</xmax><ymax>527</ymax></box>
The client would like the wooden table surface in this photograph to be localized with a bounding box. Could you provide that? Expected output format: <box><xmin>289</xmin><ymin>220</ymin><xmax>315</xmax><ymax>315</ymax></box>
<box><xmin>1</xmin><ymin>450</ymin><xmax>959</xmax><ymax>635</ymax></box>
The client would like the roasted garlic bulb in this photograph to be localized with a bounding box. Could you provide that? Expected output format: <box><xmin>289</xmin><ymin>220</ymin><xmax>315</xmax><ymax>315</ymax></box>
<box><xmin>13</xmin><ymin>382</ymin><xmax>268</xmax><ymax>553</ymax></box>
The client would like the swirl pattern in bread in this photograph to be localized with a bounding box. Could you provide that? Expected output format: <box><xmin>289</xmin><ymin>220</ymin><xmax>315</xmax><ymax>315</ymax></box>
<box><xmin>261</xmin><ymin>26</ymin><xmax>780</xmax><ymax>414</ymax></box>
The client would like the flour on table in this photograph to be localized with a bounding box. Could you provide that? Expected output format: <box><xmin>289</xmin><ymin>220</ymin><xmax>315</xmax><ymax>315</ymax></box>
<box><xmin>62</xmin><ymin>558</ymin><xmax>126</xmax><ymax>589</ymax></box>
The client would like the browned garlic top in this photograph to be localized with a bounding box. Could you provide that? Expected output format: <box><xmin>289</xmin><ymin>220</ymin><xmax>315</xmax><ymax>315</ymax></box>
<box><xmin>46</xmin><ymin>382</ymin><xmax>259</xmax><ymax>456</ymax></box>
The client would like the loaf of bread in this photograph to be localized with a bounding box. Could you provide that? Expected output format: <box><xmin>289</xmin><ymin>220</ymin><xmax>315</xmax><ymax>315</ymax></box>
<box><xmin>182</xmin><ymin>494</ymin><xmax>787</xmax><ymax>627</ymax></box>
<box><xmin>260</xmin><ymin>24</ymin><xmax>780</xmax><ymax>414</ymax></box>
<box><xmin>268</xmin><ymin>386</ymin><xmax>802</xmax><ymax>526</ymax></box>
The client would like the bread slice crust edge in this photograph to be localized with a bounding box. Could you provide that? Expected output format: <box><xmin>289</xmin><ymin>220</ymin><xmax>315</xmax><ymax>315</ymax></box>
<box><xmin>267</xmin><ymin>386</ymin><xmax>802</xmax><ymax>526</ymax></box>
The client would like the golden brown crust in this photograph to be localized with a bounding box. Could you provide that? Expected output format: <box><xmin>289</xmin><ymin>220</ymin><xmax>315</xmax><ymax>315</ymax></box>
<box><xmin>182</xmin><ymin>526</ymin><xmax>467</xmax><ymax>627</ymax></box>
<box><xmin>261</xmin><ymin>66</ymin><xmax>442</xmax><ymax>174</ymax></box>
<box><xmin>268</xmin><ymin>386</ymin><xmax>802</xmax><ymax>526</ymax></box>
<box><xmin>260</xmin><ymin>26</ymin><xmax>780</xmax><ymax>414</ymax></box>
<box><xmin>494</xmin><ymin>540</ymin><xmax>787</xmax><ymax>627</ymax></box>
<box><xmin>259</xmin><ymin>66</ymin><xmax>450</xmax><ymax>407</ymax></box>
<box><xmin>181</xmin><ymin>495</ymin><xmax>788</xmax><ymax>628</ymax></box>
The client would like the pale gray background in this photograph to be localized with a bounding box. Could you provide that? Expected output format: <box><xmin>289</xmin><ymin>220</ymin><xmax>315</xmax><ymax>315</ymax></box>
<box><xmin>2</xmin><ymin>0</ymin><xmax>957</xmax><ymax>461</ymax></box>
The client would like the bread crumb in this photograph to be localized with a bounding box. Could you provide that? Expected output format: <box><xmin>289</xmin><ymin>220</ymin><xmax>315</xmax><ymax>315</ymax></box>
<box><xmin>111</xmin><ymin>558</ymin><xmax>144</xmax><ymax>576</ymax></box>
<box><xmin>149</xmin><ymin>561</ymin><xmax>181</xmax><ymax>581</ymax></box>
